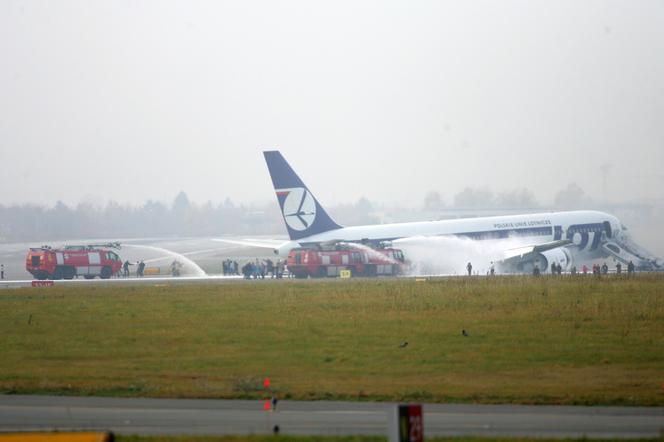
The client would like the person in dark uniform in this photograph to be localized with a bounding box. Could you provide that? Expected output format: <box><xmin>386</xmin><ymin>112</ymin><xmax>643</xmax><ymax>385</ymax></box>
<box><xmin>466</xmin><ymin>262</ymin><xmax>473</xmax><ymax>276</ymax></box>
<box><xmin>627</xmin><ymin>260</ymin><xmax>635</xmax><ymax>275</ymax></box>
<box><xmin>122</xmin><ymin>260</ymin><xmax>132</xmax><ymax>277</ymax></box>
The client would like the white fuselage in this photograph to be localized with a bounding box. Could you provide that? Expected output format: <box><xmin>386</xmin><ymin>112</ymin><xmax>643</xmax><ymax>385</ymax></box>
<box><xmin>303</xmin><ymin>210</ymin><xmax>613</xmax><ymax>245</ymax></box>
<box><xmin>278</xmin><ymin>210</ymin><xmax>657</xmax><ymax>270</ymax></box>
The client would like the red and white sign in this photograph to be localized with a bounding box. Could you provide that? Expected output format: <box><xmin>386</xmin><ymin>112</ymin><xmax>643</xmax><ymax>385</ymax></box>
<box><xmin>388</xmin><ymin>404</ymin><xmax>423</xmax><ymax>442</ymax></box>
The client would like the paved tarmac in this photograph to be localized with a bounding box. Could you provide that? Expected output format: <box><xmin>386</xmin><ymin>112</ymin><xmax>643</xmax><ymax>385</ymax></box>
<box><xmin>0</xmin><ymin>395</ymin><xmax>662</xmax><ymax>438</ymax></box>
<box><xmin>0</xmin><ymin>275</ymin><xmax>247</xmax><ymax>290</ymax></box>
<box><xmin>0</xmin><ymin>274</ymin><xmax>412</xmax><ymax>290</ymax></box>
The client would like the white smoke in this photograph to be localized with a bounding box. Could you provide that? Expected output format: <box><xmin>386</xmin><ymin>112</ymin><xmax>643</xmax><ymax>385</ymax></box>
<box><xmin>393</xmin><ymin>235</ymin><xmax>532</xmax><ymax>276</ymax></box>
<box><xmin>123</xmin><ymin>244</ymin><xmax>207</xmax><ymax>277</ymax></box>
<box><xmin>338</xmin><ymin>242</ymin><xmax>400</xmax><ymax>265</ymax></box>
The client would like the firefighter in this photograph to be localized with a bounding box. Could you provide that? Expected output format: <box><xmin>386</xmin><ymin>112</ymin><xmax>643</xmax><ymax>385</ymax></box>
<box><xmin>122</xmin><ymin>260</ymin><xmax>132</xmax><ymax>277</ymax></box>
<box><xmin>616</xmin><ymin>262</ymin><xmax>622</xmax><ymax>274</ymax></box>
<box><xmin>266</xmin><ymin>259</ymin><xmax>274</xmax><ymax>278</ymax></box>
<box><xmin>627</xmin><ymin>260</ymin><xmax>635</xmax><ymax>275</ymax></box>
<box><xmin>466</xmin><ymin>262</ymin><xmax>472</xmax><ymax>276</ymax></box>
<box><xmin>137</xmin><ymin>260</ymin><xmax>146</xmax><ymax>277</ymax></box>
<box><xmin>1</xmin><ymin>263</ymin><xmax>4</xmax><ymax>280</ymax></box>
<box><xmin>533</xmin><ymin>263</ymin><xmax>540</xmax><ymax>276</ymax></box>
<box><xmin>277</xmin><ymin>259</ymin><xmax>285</xmax><ymax>279</ymax></box>
<box><xmin>252</xmin><ymin>259</ymin><xmax>260</xmax><ymax>279</ymax></box>
<box><xmin>171</xmin><ymin>260</ymin><xmax>182</xmax><ymax>277</ymax></box>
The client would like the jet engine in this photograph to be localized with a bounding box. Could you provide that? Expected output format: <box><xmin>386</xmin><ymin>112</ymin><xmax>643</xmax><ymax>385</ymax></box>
<box><xmin>499</xmin><ymin>246</ymin><xmax>572</xmax><ymax>274</ymax></box>
<box><xmin>538</xmin><ymin>248</ymin><xmax>572</xmax><ymax>272</ymax></box>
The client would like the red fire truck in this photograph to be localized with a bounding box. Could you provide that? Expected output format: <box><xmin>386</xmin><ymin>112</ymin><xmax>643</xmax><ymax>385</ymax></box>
<box><xmin>26</xmin><ymin>243</ymin><xmax>123</xmax><ymax>280</ymax></box>
<box><xmin>286</xmin><ymin>244</ymin><xmax>406</xmax><ymax>278</ymax></box>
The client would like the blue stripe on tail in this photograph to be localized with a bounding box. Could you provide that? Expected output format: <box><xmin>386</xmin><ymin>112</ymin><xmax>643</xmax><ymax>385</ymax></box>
<box><xmin>263</xmin><ymin>150</ymin><xmax>342</xmax><ymax>241</ymax></box>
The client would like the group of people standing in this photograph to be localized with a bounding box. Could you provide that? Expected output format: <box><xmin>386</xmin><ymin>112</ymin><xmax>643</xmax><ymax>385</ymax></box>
<box><xmin>576</xmin><ymin>260</ymin><xmax>636</xmax><ymax>276</ymax></box>
<box><xmin>222</xmin><ymin>259</ymin><xmax>240</xmax><ymax>275</ymax></box>
<box><xmin>241</xmin><ymin>258</ymin><xmax>287</xmax><ymax>279</ymax></box>
<box><xmin>464</xmin><ymin>260</ymin><xmax>639</xmax><ymax>277</ymax></box>
<box><xmin>550</xmin><ymin>262</ymin><xmax>564</xmax><ymax>275</ymax></box>
<box><xmin>122</xmin><ymin>260</ymin><xmax>145</xmax><ymax>277</ymax></box>
<box><xmin>540</xmin><ymin>260</ymin><xmax>637</xmax><ymax>276</ymax></box>
<box><xmin>532</xmin><ymin>262</ymin><xmax>563</xmax><ymax>276</ymax></box>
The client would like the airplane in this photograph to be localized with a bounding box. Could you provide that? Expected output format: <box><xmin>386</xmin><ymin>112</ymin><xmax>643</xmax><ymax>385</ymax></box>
<box><xmin>216</xmin><ymin>150</ymin><xmax>662</xmax><ymax>273</ymax></box>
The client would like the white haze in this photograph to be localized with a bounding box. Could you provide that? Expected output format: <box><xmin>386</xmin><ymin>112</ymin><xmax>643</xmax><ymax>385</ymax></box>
<box><xmin>394</xmin><ymin>235</ymin><xmax>532</xmax><ymax>276</ymax></box>
<box><xmin>338</xmin><ymin>242</ymin><xmax>400</xmax><ymax>265</ymax></box>
<box><xmin>123</xmin><ymin>244</ymin><xmax>207</xmax><ymax>276</ymax></box>
<box><xmin>1</xmin><ymin>1</ymin><xmax>663</xmax><ymax>208</ymax></box>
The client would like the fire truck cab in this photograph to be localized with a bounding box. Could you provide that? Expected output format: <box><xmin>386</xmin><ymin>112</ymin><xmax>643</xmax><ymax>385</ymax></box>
<box><xmin>286</xmin><ymin>244</ymin><xmax>406</xmax><ymax>278</ymax></box>
<box><xmin>26</xmin><ymin>243</ymin><xmax>123</xmax><ymax>280</ymax></box>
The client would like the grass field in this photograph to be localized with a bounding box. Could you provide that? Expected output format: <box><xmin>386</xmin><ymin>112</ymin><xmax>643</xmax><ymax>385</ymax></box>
<box><xmin>1</xmin><ymin>275</ymin><xmax>663</xmax><ymax>405</ymax></box>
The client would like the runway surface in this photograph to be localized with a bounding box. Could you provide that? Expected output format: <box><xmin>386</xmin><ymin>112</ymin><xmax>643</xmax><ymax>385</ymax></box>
<box><xmin>0</xmin><ymin>275</ymin><xmax>246</xmax><ymax>289</ymax></box>
<box><xmin>0</xmin><ymin>395</ymin><xmax>662</xmax><ymax>438</ymax></box>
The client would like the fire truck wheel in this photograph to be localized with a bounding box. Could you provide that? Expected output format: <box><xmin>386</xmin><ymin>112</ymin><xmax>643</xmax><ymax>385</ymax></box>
<box><xmin>62</xmin><ymin>267</ymin><xmax>75</xmax><ymax>280</ymax></box>
<box><xmin>52</xmin><ymin>267</ymin><xmax>63</xmax><ymax>280</ymax></box>
<box><xmin>100</xmin><ymin>266</ymin><xmax>112</xmax><ymax>279</ymax></box>
<box><xmin>35</xmin><ymin>272</ymin><xmax>48</xmax><ymax>280</ymax></box>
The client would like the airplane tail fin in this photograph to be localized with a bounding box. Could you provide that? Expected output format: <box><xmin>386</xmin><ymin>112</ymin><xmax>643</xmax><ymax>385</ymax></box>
<box><xmin>263</xmin><ymin>150</ymin><xmax>342</xmax><ymax>241</ymax></box>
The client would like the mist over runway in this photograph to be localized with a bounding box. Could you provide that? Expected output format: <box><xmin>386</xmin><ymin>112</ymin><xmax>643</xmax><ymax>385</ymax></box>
<box><xmin>0</xmin><ymin>395</ymin><xmax>661</xmax><ymax>438</ymax></box>
<box><xmin>0</xmin><ymin>237</ymin><xmax>278</xmax><ymax>283</ymax></box>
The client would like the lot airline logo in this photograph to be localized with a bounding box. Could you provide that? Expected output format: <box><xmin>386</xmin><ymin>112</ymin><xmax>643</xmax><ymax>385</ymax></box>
<box><xmin>276</xmin><ymin>187</ymin><xmax>316</xmax><ymax>231</ymax></box>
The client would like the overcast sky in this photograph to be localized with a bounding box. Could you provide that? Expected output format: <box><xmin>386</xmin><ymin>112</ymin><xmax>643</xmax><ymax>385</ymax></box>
<box><xmin>1</xmin><ymin>0</ymin><xmax>662</xmax><ymax>208</ymax></box>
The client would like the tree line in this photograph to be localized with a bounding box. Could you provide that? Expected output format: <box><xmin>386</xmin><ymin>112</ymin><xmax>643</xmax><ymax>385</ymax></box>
<box><xmin>0</xmin><ymin>184</ymin><xmax>597</xmax><ymax>242</ymax></box>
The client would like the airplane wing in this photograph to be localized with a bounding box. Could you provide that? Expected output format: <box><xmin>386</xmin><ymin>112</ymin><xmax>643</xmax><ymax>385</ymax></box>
<box><xmin>503</xmin><ymin>239</ymin><xmax>573</xmax><ymax>259</ymax></box>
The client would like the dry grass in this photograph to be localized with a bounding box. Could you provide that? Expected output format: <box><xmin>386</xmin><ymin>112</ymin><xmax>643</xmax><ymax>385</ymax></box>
<box><xmin>1</xmin><ymin>274</ymin><xmax>663</xmax><ymax>405</ymax></box>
